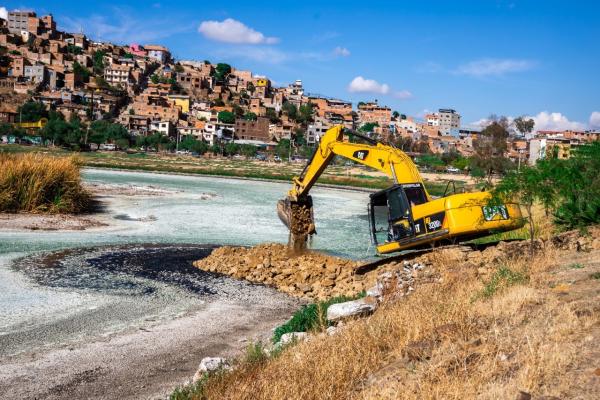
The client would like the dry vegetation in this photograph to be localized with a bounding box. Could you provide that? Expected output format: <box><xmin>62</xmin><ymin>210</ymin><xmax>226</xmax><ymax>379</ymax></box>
<box><xmin>0</xmin><ymin>153</ymin><xmax>90</xmax><ymax>213</ymax></box>
<box><xmin>179</xmin><ymin>241</ymin><xmax>599</xmax><ymax>399</ymax></box>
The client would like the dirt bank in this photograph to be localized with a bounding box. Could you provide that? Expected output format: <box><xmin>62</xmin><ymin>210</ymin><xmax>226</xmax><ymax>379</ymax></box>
<box><xmin>0</xmin><ymin>212</ymin><xmax>108</xmax><ymax>231</ymax></box>
<box><xmin>194</xmin><ymin>228</ymin><xmax>600</xmax><ymax>300</ymax></box>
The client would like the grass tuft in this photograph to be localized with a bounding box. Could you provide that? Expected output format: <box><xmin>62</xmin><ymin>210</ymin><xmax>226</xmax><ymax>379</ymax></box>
<box><xmin>479</xmin><ymin>265</ymin><xmax>529</xmax><ymax>299</ymax></box>
<box><xmin>0</xmin><ymin>153</ymin><xmax>90</xmax><ymax>213</ymax></box>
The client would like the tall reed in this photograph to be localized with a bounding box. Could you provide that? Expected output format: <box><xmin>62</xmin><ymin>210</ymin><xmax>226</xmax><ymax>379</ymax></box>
<box><xmin>0</xmin><ymin>153</ymin><xmax>90</xmax><ymax>213</ymax></box>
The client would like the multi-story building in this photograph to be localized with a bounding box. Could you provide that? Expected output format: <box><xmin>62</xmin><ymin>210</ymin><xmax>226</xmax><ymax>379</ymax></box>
<box><xmin>309</xmin><ymin>96</ymin><xmax>353</xmax><ymax>119</ymax></box>
<box><xmin>357</xmin><ymin>101</ymin><xmax>391</xmax><ymax>128</ymax></box>
<box><xmin>6</xmin><ymin>11</ymin><xmax>36</xmax><ymax>34</ymax></box>
<box><xmin>307</xmin><ymin>119</ymin><xmax>331</xmax><ymax>145</ymax></box>
<box><xmin>145</xmin><ymin>45</ymin><xmax>170</xmax><ymax>64</ymax></box>
<box><xmin>150</xmin><ymin>120</ymin><xmax>176</xmax><ymax>137</ymax></box>
<box><xmin>24</xmin><ymin>64</ymin><xmax>46</xmax><ymax>84</ymax></box>
<box><xmin>425</xmin><ymin>113</ymin><xmax>439</xmax><ymax>127</ymax></box>
<box><xmin>438</xmin><ymin>109</ymin><xmax>461</xmax><ymax>135</ymax></box>
<box><xmin>234</xmin><ymin>117</ymin><xmax>270</xmax><ymax>142</ymax></box>
<box><xmin>104</xmin><ymin>64</ymin><xmax>132</xmax><ymax>86</ymax></box>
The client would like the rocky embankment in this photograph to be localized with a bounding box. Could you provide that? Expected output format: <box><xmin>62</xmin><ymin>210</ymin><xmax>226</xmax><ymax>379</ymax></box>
<box><xmin>193</xmin><ymin>228</ymin><xmax>600</xmax><ymax>301</ymax></box>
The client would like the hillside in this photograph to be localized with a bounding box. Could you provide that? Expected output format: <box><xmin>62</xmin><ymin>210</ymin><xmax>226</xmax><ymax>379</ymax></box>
<box><xmin>173</xmin><ymin>228</ymin><xmax>600</xmax><ymax>399</ymax></box>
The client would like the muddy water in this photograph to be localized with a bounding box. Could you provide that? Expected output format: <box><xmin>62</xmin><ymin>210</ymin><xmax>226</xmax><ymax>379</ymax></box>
<box><xmin>0</xmin><ymin>169</ymin><xmax>371</xmax><ymax>357</ymax></box>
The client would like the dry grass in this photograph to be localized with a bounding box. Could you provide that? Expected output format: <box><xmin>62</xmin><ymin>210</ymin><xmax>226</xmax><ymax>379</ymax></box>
<box><xmin>0</xmin><ymin>153</ymin><xmax>90</xmax><ymax>213</ymax></box>
<box><xmin>178</xmin><ymin>246</ymin><xmax>599</xmax><ymax>400</ymax></box>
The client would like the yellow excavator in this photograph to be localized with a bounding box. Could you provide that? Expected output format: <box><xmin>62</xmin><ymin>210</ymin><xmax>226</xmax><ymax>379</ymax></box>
<box><xmin>277</xmin><ymin>126</ymin><xmax>524</xmax><ymax>254</ymax></box>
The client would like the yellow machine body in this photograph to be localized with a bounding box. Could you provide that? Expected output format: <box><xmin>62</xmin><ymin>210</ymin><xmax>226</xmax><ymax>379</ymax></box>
<box><xmin>279</xmin><ymin>126</ymin><xmax>524</xmax><ymax>254</ymax></box>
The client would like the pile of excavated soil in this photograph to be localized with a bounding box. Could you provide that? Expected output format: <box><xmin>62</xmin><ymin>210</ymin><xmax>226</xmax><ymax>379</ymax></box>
<box><xmin>194</xmin><ymin>227</ymin><xmax>600</xmax><ymax>301</ymax></box>
<box><xmin>194</xmin><ymin>244</ymin><xmax>364</xmax><ymax>300</ymax></box>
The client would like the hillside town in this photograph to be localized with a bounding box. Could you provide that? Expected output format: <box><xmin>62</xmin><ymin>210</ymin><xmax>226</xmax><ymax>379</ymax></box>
<box><xmin>1</xmin><ymin>9</ymin><xmax>598</xmax><ymax>166</ymax></box>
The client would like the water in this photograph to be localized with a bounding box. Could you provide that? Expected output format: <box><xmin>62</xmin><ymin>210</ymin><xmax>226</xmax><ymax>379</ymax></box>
<box><xmin>0</xmin><ymin>169</ymin><xmax>372</xmax><ymax>258</ymax></box>
<box><xmin>0</xmin><ymin>169</ymin><xmax>372</xmax><ymax>350</ymax></box>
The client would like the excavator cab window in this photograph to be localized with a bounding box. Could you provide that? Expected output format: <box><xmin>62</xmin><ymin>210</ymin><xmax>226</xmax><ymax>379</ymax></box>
<box><xmin>369</xmin><ymin>185</ymin><xmax>416</xmax><ymax>246</ymax></box>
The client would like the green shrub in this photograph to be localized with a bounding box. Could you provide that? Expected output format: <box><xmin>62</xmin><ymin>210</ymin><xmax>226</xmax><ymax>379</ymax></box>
<box><xmin>479</xmin><ymin>266</ymin><xmax>528</xmax><ymax>299</ymax></box>
<box><xmin>272</xmin><ymin>292</ymin><xmax>365</xmax><ymax>343</ymax></box>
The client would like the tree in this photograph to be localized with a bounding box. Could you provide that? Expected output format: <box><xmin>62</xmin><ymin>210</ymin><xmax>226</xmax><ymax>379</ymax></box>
<box><xmin>66</xmin><ymin>44</ymin><xmax>83</xmax><ymax>55</ymax></box>
<box><xmin>174</xmin><ymin>63</ymin><xmax>184</xmax><ymax>73</ymax></box>
<box><xmin>358</xmin><ymin>122</ymin><xmax>378</xmax><ymax>133</ymax></box>
<box><xmin>232</xmin><ymin>104</ymin><xmax>244</xmax><ymax>117</ymax></box>
<box><xmin>440</xmin><ymin>149</ymin><xmax>461</xmax><ymax>165</ymax></box>
<box><xmin>244</xmin><ymin>112</ymin><xmax>257</xmax><ymax>121</ymax></box>
<box><xmin>514</xmin><ymin>116</ymin><xmax>535</xmax><ymax>136</ymax></box>
<box><xmin>240</xmin><ymin>144</ymin><xmax>257</xmax><ymax>158</ymax></box>
<box><xmin>297</xmin><ymin>102</ymin><xmax>314</xmax><ymax>125</ymax></box>
<box><xmin>471</xmin><ymin>119</ymin><xmax>512</xmax><ymax>182</ymax></box>
<box><xmin>214</xmin><ymin>63</ymin><xmax>231</xmax><ymax>82</ymax></box>
<box><xmin>392</xmin><ymin>111</ymin><xmax>400</xmax><ymax>119</ymax></box>
<box><xmin>275</xmin><ymin>139</ymin><xmax>291</xmax><ymax>161</ymax></box>
<box><xmin>73</xmin><ymin>61</ymin><xmax>91</xmax><ymax>81</ymax></box>
<box><xmin>293</xmin><ymin>128</ymin><xmax>306</xmax><ymax>147</ymax></box>
<box><xmin>282</xmin><ymin>102</ymin><xmax>298</xmax><ymax>121</ymax></box>
<box><xmin>218</xmin><ymin>111</ymin><xmax>235</xmax><ymax>124</ymax></box>
<box><xmin>93</xmin><ymin>50</ymin><xmax>106</xmax><ymax>74</ymax></box>
<box><xmin>17</xmin><ymin>101</ymin><xmax>48</xmax><ymax>122</ymax></box>
<box><xmin>0</xmin><ymin>122</ymin><xmax>14</xmax><ymax>137</ymax></box>
<box><xmin>491</xmin><ymin>165</ymin><xmax>548</xmax><ymax>257</ymax></box>
<box><xmin>150</xmin><ymin>74</ymin><xmax>160</xmax><ymax>84</ymax></box>
<box><xmin>180</xmin><ymin>136</ymin><xmax>209</xmax><ymax>154</ymax></box>
<box><xmin>247</xmin><ymin>82</ymin><xmax>255</xmax><ymax>93</ymax></box>
<box><xmin>224</xmin><ymin>142</ymin><xmax>240</xmax><ymax>156</ymax></box>
<box><xmin>265</xmin><ymin>107</ymin><xmax>280</xmax><ymax>123</ymax></box>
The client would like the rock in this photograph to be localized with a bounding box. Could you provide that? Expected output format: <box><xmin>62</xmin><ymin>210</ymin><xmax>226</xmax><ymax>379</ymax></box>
<box><xmin>326</xmin><ymin>298</ymin><xmax>377</xmax><ymax>322</ymax></box>
<box><xmin>515</xmin><ymin>391</ymin><xmax>532</xmax><ymax>400</ymax></box>
<box><xmin>279</xmin><ymin>331</ymin><xmax>309</xmax><ymax>345</ymax></box>
<box><xmin>366</xmin><ymin>284</ymin><xmax>383</xmax><ymax>298</ymax></box>
<box><xmin>326</xmin><ymin>326</ymin><xmax>339</xmax><ymax>336</ymax></box>
<box><xmin>193</xmin><ymin>357</ymin><xmax>229</xmax><ymax>381</ymax></box>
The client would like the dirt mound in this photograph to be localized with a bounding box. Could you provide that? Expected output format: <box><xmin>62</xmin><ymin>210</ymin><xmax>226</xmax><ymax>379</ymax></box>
<box><xmin>194</xmin><ymin>227</ymin><xmax>600</xmax><ymax>300</ymax></box>
<box><xmin>194</xmin><ymin>244</ymin><xmax>363</xmax><ymax>299</ymax></box>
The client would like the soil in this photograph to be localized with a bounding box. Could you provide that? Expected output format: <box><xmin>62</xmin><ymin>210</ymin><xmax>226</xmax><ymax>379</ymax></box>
<box><xmin>0</xmin><ymin>212</ymin><xmax>108</xmax><ymax>231</ymax></box>
<box><xmin>194</xmin><ymin>227</ymin><xmax>600</xmax><ymax>301</ymax></box>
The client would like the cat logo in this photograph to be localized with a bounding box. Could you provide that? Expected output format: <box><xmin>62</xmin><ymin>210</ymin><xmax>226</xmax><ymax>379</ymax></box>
<box><xmin>353</xmin><ymin>150</ymin><xmax>369</xmax><ymax>160</ymax></box>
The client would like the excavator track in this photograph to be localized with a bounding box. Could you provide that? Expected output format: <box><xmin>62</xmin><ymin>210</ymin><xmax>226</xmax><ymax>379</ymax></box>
<box><xmin>354</xmin><ymin>241</ymin><xmax>506</xmax><ymax>275</ymax></box>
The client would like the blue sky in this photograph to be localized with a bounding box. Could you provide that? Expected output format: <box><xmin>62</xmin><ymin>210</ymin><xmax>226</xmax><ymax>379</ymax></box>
<box><xmin>2</xmin><ymin>0</ymin><xmax>599</xmax><ymax>130</ymax></box>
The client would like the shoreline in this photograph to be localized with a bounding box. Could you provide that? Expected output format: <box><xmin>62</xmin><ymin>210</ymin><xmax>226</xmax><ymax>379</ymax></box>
<box><xmin>83</xmin><ymin>166</ymin><xmax>379</xmax><ymax>193</ymax></box>
<box><xmin>0</xmin><ymin>244</ymin><xmax>300</xmax><ymax>399</ymax></box>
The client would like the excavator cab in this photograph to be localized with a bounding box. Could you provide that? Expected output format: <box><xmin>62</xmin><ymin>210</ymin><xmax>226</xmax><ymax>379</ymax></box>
<box><xmin>369</xmin><ymin>185</ymin><xmax>413</xmax><ymax>245</ymax></box>
<box><xmin>368</xmin><ymin>183</ymin><xmax>429</xmax><ymax>247</ymax></box>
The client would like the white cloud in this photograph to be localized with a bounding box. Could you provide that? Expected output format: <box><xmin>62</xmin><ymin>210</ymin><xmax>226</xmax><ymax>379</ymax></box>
<box><xmin>455</xmin><ymin>58</ymin><xmax>536</xmax><ymax>77</ymax></box>
<box><xmin>198</xmin><ymin>18</ymin><xmax>278</xmax><ymax>45</ymax></box>
<box><xmin>393</xmin><ymin>90</ymin><xmax>413</xmax><ymax>100</ymax></box>
<box><xmin>470</xmin><ymin>112</ymin><xmax>587</xmax><ymax>131</ymax></box>
<box><xmin>347</xmin><ymin>76</ymin><xmax>390</xmax><ymax>95</ymax></box>
<box><xmin>333</xmin><ymin>46</ymin><xmax>350</xmax><ymax>57</ymax></box>
<box><xmin>61</xmin><ymin>8</ymin><xmax>193</xmax><ymax>44</ymax></box>
<box><xmin>0</xmin><ymin>7</ymin><xmax>8</xmax><ymax>20</ymax></box>
<box><xmin>589</xmin><ymin>111</ymin><xmax>600</xmax><ymax>130</ymax></box>
<box><xmin>530</xmin><ymin>111</ymin><xmax>586</xmax><ymax>131</ymax></box>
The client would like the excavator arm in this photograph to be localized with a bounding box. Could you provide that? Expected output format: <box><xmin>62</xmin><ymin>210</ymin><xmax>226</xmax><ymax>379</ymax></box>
<box><xmin>285</xmin><ymin>126</ymin><xmax>425</xmax><ymax>200</ymax></box>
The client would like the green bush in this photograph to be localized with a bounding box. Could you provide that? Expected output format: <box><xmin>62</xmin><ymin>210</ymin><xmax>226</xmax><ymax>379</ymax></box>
<box><xmin>479</xmin><ymin>266</ymin><xmax>528</xmax><ymax>299</ymax></box>
<box><xmin>272</xmin><ymin>292</ymin><xmax>365</xmax><ymax>343</ymax></box>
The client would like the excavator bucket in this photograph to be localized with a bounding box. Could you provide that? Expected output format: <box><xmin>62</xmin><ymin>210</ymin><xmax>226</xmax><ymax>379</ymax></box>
<box><xmin>277</xmin><ymin>196</ymin><xmax>316</xmax><ymax>250</ymax></box>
